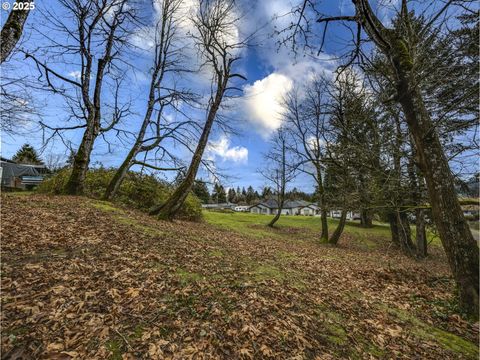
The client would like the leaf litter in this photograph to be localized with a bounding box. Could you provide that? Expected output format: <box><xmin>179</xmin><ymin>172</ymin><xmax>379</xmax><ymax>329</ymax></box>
<box><xmin>1</xmin><ymin>194</ymin><xmax>478</xmax><ymax>359</ymax></box>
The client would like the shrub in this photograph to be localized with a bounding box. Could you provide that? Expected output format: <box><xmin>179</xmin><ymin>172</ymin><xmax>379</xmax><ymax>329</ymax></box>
<box><xmin>37</xmin><ymin>168</ymin><xmax>203</xmax><ymax>221</ymax></box>
<box><xmin>176</xmin><ymin>194</ymin><xmax>203</xmax><ymax>222</ymax></box>
<box><xmin>37</xmin><ymin>168</ymin><xmax>70</xmax><ymax>194</ymax></box>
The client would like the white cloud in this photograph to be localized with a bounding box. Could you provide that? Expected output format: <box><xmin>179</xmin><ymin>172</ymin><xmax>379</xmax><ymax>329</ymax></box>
<box><xmin>68</xmin><ymin>71</ymin><xmax>81</xmax><ymax>80</ymax></box>
<box><xmin>237</xmin><ymin>0</ymin><xmax>337</xmax><ymax>138</ymax></box>
<box><xmin>242</xmin><ymin>72</ymin><xmax>293</xmax><ymax>137</ymax></box>
<box><xmin>207</xmin><ymin>135</ymin><xmax>248</xmax><ymax>164</ymax></box>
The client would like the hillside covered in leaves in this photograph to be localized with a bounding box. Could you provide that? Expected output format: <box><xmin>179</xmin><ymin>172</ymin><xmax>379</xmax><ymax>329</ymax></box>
<box><xmin>1</xmin><ymin>194</ymin><xmax>478</xmax><ymax>359</ymax></box>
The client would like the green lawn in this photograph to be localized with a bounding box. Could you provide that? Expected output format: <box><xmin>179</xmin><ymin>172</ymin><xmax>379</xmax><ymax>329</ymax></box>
<box><xmin>203</xmin><ymin>210</ymin><xmax>445</xmax><ymax>248</ymax></box>
<box><xmin>203</xmin><ymin>210</ymin><xmax>392</xmax><ymax>246</ymax></box>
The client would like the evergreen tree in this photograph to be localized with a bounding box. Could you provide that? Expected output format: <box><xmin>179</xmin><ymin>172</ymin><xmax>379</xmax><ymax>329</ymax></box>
<box><xmin>235</xmin><ymin>186</ymin><xmax>242</xmax><ymax>202</ymax></box>
<box><xmin>192</xmin><ymin>179</ymin><xmax>210</xmax><ymax>204</ymax></box>
<box><xmin>246</xmin><ymin>186</ymin><xmax>255</xmax><ymax>204</ymax></box>
<box><xmin>212</xmin><ymin>183</ymin><xmax>227</xmax><ymax>203</ymax></box>
<box><xmin>12</xmin><ymin>144</ymin><xmax>43</xmax><ymax>165</ymax></box>
<box><xmin>227</xmin><ymin>188</ymin><xmax>236</xmax><ymax>203</ymax></box>
<box><xmin>261</xmin><ymin>186</ymin><xmax>272</xmax><ymax>199</ymax></box>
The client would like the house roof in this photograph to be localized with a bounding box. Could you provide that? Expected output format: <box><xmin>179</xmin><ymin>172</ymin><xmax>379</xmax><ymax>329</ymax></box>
<box><xmin>0</xmin><ymin>161</ymin><xmax>43</xmax><ymax>186</ymax></box>
<box><xmin>201</xmin><ymin>202</ymin><xmax>236</xmax><ymax>208</ymax></box>
<box><xmin>249</xmin><ymin>199</ymin><xmax>316</xmax><ymax>209</ymax></box>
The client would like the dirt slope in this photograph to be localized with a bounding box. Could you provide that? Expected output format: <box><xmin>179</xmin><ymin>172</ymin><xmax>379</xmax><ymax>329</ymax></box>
<box><xmin>1</xmin><ymin>194</ymin><xmax>478</xmax><ymax>359</ymax></box>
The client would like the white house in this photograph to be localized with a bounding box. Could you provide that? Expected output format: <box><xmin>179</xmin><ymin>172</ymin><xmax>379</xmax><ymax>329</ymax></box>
<box><xmin>329</xmin><ymin>210</ymin><xmax>361</xmax><ymax>221</ymax></box>
<box><xmin>201</xmin><ymin>202</ymin><xmax>236</xmax><ymax>210</ymax></box>
<box><xmin>249</xmin><ymin>199</ymin><xmax>320</xmax><ymax>216</ymax></box>
<box><xmin>234</xmin><ymin>205</ymin><xmax>250</xmax><ymax>212</ymax></box>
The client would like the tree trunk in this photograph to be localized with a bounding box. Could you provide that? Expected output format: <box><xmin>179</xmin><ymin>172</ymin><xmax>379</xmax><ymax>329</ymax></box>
<box><xmin>64</xmin><ymin>119</ymin><xmax>98</xmax><ymax>195</ymax></box>
<box><xmin>320</xmin><ymin>209</ymin><xmax>329</xmax><ymax>241</ymax></box>
<box><xmin>103</xmin><ymin>107</ymin><xmax>153</xmax><ymax>200</ymax></box>
<box><xmin>0</xmin><ymin>0</ymin><xmax>32</xmax><ymax>64</ymax></box>
<box><xmin>396</xmin><ymin>210</ymin><xmax>415</xmax><ymax>254</ymax></box>
<box><xmin>388</xmin><ymin>212</ymin><xmax>400</xmax><ymax>245</ymax></box>
<box><xmin>329</xmin><ymin>209</ymin><xmax>347</xmax><ymax>245</ymax></box>
<box><xmin>316</xmin><ymin>167</ymin><xmax>329</xmax><ymax>241</ymax></box>
<box><xmin>393</xmin><ymin>58</ymin><xmax>479</xmax><ymax>314</ymax></box>
<box><xmin>103</xmin><ymin>148</ymin><xmax>136</xmax><ymax>200</ymax></box>
<box><xmin>358</xmin><ymin>172</ymin><xmax>373</xmax><ymax>227</ymax></box>
<box><xmin>415</xmin><ymin>208</ymin><xmax>427</xmax><ymax>258</ymax></box>
<box><xmin>149</xmin><ymin>77</ymin><xmax>226</xmax><ymax>219</ymax></box>
<box><xmin>268</xmin><ymin>206</ymin><xmax>283</xmax><ymax>227</ymax></box>
<box><xmin>360</xmin><ymin>209</ymin><xmax>373</xmax><ymax>227</ymax></box>
<box><xmin>408</xmin><ymin>146</ymin><xmax>428</xmax><ymax>258</ymax></box>
<box><xmin>104</xmin><ymin>7</ymin><xmax>172</xmax><ymax>200</ymax></box>
<box><xmin>269</xmin><ymin>138</ymin><xmax>287</xmax><ymax>228</ymax></box>
<box><xmin>388</xmin><ymin>209</ymin><xmax>415</xmax><ymax>254</ymax></box>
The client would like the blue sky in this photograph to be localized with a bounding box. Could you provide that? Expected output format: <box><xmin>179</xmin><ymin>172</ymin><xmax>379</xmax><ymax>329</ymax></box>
<box><xmin>1</xmin><ymin>0</ymin><xmax>471</xmax><ymax>191</ymax></box>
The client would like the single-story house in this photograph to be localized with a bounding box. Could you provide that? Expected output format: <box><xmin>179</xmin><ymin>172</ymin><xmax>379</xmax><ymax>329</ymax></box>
<box><xmin>233</xmin><ymin>205</ymin><xmax>249</xmax><ymax>212</ymax></box>
<box><xmin>249</xmin><ymin>199</ymin><xmax>320</xmax><ymax>216</ymax></box>
<box><xmin>329</xmin><ymin>210</ymin><xmax>361</xmax><ymax>221</ymax></box>
<box><xmin>0</xmin><ymin>158</ymin><xmax>45</xmax><ymax>190</ymax></box>
<box><xmin>461</xmin><ymin>204</ymin><xmax>479</xmax><ymax>219</ymax></box>
<box><xmin>201</xmin><ymin>202</ymin><xmax>236</xmax><ymax>210</ymax></box>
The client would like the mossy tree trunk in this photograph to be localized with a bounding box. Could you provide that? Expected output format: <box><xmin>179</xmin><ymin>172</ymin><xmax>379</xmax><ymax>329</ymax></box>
<box><xmin>0</xmin><ymin>0</ymin><xmax>32</xmax><ymax>63</ymax></box>
<box><xmin>329</xmin><ymin>209</ymin><xmax>347</xmax><ymax>245</ymax></box>
<box><xmin>65</xmin><ymin>114</ymin><xmax>99</xmax><ymax>195</ymax></box>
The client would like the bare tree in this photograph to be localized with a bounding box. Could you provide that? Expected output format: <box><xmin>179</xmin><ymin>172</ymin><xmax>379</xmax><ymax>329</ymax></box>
<box><xmin>149</xmin><ymin>0</ymin><xmax>246</xmax><ymax>219</ymax></box>
<box><xmin>282</xmin><ymin>0</ymin><xmax>479</xmax><ymax>316</ymax></box>
<box><xmin>0</xmin><ymin>0</ymin><xmax>33</xmax><ymax>63</ymax></box>
<box><xmin>283</xmin><ymin>76</ymin><xmax>330</xmax><ymax>240</ymax></box>
<box><xmin>25</xmin><ymin>0</ymin><xmax>135</xmax><ymax>195</ymax></box>
<box><xmin>0</xmin><ymin>72</ymin><xmax>37</xmax><ymax>135</ymax></box>
<box><xmin>103</xmin><ymin>0</ymin><xmax>197</xmax><ymax>200</ymax></box>
<box><xmin>259</xmin><ymin>127</ymin><xmax>296</xmax><ymax>227</ymax></box>
<box><xmin>1</xmin><ymin>0</ymin><xmax>37</xmax><ymax>135</ymax></box>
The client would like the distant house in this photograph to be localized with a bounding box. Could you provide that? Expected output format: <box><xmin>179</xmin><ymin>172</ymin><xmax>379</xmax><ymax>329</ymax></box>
<box><xmin>201</xmin><ymin>202</ymin><xmax>236</xmax><ymax>210</ymax></box>
<box><xmin>249</xmin><ymin>199</ymin><xmax>319</xmax><ymax>216</ymax></box>
<box><xmin>461</xmin><ymin>204</ymin><xmax>479</xmax><ymax>219</ymax></box>
<box><xmin>233</xmin><ymin>205</ymin><xmax>249</xmax><ymax>212</ymax></box>
<box><xmin>0</xmin><ymin>158</ymin><xmax>46</xmax><ymax>190</ymax></box>
<box><xmin>329</xmin><ymin>210</ymin><xmax>361</xmax><ymax>221</ymax></box>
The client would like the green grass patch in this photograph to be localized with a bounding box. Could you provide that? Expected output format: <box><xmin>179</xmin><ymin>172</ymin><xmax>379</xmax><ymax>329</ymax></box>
<box><xmin>91</xmin><ymin>201</ymin><xmax>167</xmax><ymax>237</ymax></box>
<box><xmin>252</xmin><ymin>264</ymin><xmax>285</xmax><ymax>282</ymax></box>
<box><xmin>176</xmin><ymin>268</ymin><xmax>203</xmax><ymax>284</ymax></box>
<box><xmin>92</xmin><ymin>200</ymin><xmax>122</xmax><ymax>213</ymax></box>
<box><xmin>114</xmin><ymin>215</ymin><xmax>166</xmax><ymax>237</ymax></box>
<box><xmin>385</xmin><ymin>306</ymin><xmax>478</xmax><ymax>359</ymax></box>
<box><xmin>105</xmin><ymin>338</ymin><xmax>124</xmax><ymax>360</ymax></box>
<box><xmin>208</xmin><ymin>249</ymin><xmax>224</xmax><ymax>257</ymax></box>
<box><xmin>314</xmin><ymin>305</ymin><xmax>348</xmax><ymax>346</ymax></box>
<box><xmin>204</xmin><ymin>211</ymin><xmax>392</xmax><ymax>245</ymax></box>
<box><xmin>275</xmin><ymin>250</ymin><xmax>298</xmax><ymax>262</ymax></box>
<box><xmin>130</xmin><ymin>324</ymin><xmax>144</xmax><ymax>340</ymax></box>
<box><xmin>244</xmin><ymin>260</ymin><xmax>306</xmax><ymax>289</ymax></box>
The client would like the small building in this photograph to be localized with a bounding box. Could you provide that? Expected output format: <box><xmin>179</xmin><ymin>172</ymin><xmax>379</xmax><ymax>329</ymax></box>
<box><xmin>0</xmin><ymin>158</ymin><xmax>45</xmax><ymax>190</ymax></box>
<box><xmin>461</xmin><ymin>204</ymin><xmax>479</xmax><ymax>219</ymax></box>
<box><xmin>201</xmin><ymin>202</ymin><xmax>236</xmax><ymax>210</ymax></box>
<box><xmin>329</xmin><ymin>210</ymin><xmax>361</xmax><ymax>221</ymax></box>
<box><xmin>249</xmin><ymin>199</ymin><xmax>320</xmax><ymax>216</ymax></box>
<box><xmin>233</xmin><ymin>205</ymin><xmax>249</xmax><ymax>212</ymax></box>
